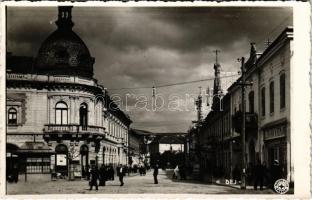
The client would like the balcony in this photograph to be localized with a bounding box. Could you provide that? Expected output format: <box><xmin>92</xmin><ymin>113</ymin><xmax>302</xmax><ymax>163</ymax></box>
<box><xmin>43</xmin><ymin>124</ymin><xmax>105</xmax><ymax>141</ymax></box>
<box><xmin>232</xmin><ymin>111</ymin><xmax>258</xmax><ymax>133</ymax></box>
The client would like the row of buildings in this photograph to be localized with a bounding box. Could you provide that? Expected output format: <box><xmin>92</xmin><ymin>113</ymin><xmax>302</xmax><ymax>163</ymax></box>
<box><xmin>6</xmin><ymin>6</ymin><xmax>132</xmax><ymax>181</ymax></box>
<box><xmin>187</xmin><ymin>27</ymin><xmax>293</xmax><ymax>184</ymax></box>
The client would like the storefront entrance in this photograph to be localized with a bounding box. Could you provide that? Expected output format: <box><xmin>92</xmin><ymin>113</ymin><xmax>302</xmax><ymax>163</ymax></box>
<box><xmin>80</xmin><ymin>145</ymin><xmax>89</xmax><ymax>178</ymax></box>
<box><xmin>6</xmin><ymin>144</ymin><xmax>19</xmax><ymax>182</ymax></box>
<box><xmin>55</xmin><ymin>144</ymin><xmax>68</xmax><ymax>176</ymax></box>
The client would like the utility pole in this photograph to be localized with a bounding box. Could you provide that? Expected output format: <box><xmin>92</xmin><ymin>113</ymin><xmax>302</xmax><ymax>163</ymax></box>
<box><xmin>237</xmin><ymin>57</ymin><xmax>252</xmax><ymax>189</ymax></box>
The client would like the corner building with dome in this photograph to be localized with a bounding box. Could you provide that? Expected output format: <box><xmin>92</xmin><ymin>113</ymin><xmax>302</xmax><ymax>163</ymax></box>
<box><xmin>6</xmin><ymin>6</ymin><xmax>131</xmax><ymax>181</ymax></box>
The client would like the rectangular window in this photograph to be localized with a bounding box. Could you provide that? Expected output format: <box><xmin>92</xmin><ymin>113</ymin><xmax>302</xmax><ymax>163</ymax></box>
<box><xmin>280</xmin><ymin>74</ymin><xmax>286</xmax><ymax>109</ymax></box>
<box><xmin>56</xmin><ymin>110</ymin><xmax>62</xmax><ymax>124</ymax></box>
<box><xmin>270</xmin><ymin>82</ymin><xmax>274</xmax><ymax>113</ymax></box>
<box><xmin>261</xmin><ymin>87</ymin><xmax>266</xmax><ymax>116</ymax></box>
<box><xmin>26</xmin><ymin>157</ymin><xmax>51</xmax><ymax>174</ymax></box>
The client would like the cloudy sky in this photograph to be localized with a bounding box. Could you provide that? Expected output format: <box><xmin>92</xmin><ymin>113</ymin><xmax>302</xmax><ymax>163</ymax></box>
<box><xmin>7</xmin><ymin>6</ymin><xmax>293</xmax><ymax>133</ymax></box>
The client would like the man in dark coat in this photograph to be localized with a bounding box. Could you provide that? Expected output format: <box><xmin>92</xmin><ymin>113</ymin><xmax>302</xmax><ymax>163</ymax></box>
<box><xmin>117</xmin><ymin>164</ymin><xmax>125</xmax><ymax>186</ymax></box>
<box><xmin>179</xmin><ymin>165</ymin><xmax>186</xmax><ymax>180</ymax></box>
<box><xmin>99</xmin><ymin>164</ymin><xmax>106</xmax><ymax>186</ymax></box>
<box><xmin>110</xmin><ymin>165</ymin><xmax>115</xmax><ymax>180</ymax></box>
<box><xmin>85</xmin><ymin>164</ymin><xmax>90</xmax><ymax>180</ymax></box>
<box><xmin>254</xmin><ymin>160</ymin><xmax>265</xmax><ymax>190</ymax></box>
<box><xmin>89</xmin><ymin>165</ymin><xmax>99</xmax><ymax>191</ymax></box>
<box><xmin>153</xmin><ymin>164</ymin><xmax>159</xmax><ymax>184</ymax></box>
<box><xmin>270</xmin><ymin>160</ymin><xmax>282</xmax><ymax>189</ymax></box>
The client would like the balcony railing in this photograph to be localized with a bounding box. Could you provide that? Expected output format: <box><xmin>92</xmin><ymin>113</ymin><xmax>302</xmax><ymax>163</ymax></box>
<box><xmin>44</xmin><ymin>124</ymin><xmax>105</xmax><ymax>135</ymax></box>
<box><xmin>7</xmin><ymin>73</ymin><xmax>97</xmax><ymax>87</ymax></box>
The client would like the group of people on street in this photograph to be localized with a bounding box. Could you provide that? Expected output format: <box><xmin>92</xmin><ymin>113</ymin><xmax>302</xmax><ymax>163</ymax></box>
<box><xmin>88</xmin><ymin>164</ymin><xmax>126</xmax><ymax>190</ymax></box>
<box><xmin>232</xmin><ymin>159</ymin><xmax>284</xmax><ymax>191</ymax></box>
<box><xmin>139</xmin><ymin>164</ymin><xmax>147</xmax><ymax>176</ymax></box>
<box><xmin>88</xmin><ymin>163</ymin><xmax>160</xmax><ymax>190</ymax></box>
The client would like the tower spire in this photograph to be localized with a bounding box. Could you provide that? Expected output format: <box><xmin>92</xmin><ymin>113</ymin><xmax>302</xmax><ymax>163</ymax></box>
<box><xmin>56</xmin><ymin>6</ymin><xmax>74</xmax><ymax>30</ymax></box>
<box><xmin>212</xmin><ymin>50</ymin><xmax>222</xmax><ymax>111</ymax></box>
<box><xmin>213</xmin><ymin>49</ymin><xmax>220</xmax><ymax>64</ymax></box>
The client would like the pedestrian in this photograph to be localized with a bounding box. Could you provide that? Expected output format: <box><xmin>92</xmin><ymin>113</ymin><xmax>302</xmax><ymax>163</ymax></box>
<box><xmin>270</xmin><ymin>160</ymin><xmax>282</xmax><ymax>189</ymax></box>
<box><xmin>246</xmin><ymin>162</ymin><xmax>254</xmax><ymax>185</ymax></box>
<box><xmin>143</xmin><ymin>165</ymin><xmax>146</xmax><ymax>176</ymax></box>
<box><xmin>179</xmin><ymin>165</ymin><xmax>186</xmax><ymax>180</ymax></box>
<box><xmin>89</xmin><ymin>165</ymin><xmax>99</xmax><ymax>191</ymax></box>
<box><xmin>12</xmin><ymin>164</ymin><xmax>19</xmax><ymax>183</ymax></box>
<box><xmin>117</xmin><ymin>164</ymin><xmax>125</xmax><ymax>186</ymax></box>
<box><xmin>105</xmin><ymin>165</ymin><xmax>110</xmax><ymax>180</ymax></box>
<box><xmin>109</xmin><ymin>164</ymin><xmax>114</xmax><ymax>180</ymax></box>
<box><xmin>172</xmin><ymin>165</ymin><xmax>179</xmax><ymax>180</ymax></box>
<box><xmin>254</xmin><ymin>160</ymin><xmax>265</xmax><ymax>190</ymax></box>
<box><xmin>85</xmin><ymin>164</ymin><xmax>90</xmax><ymax>180</ymax></box>
<box><xmin>153</xmin><ymin>164</ymin><xmax>159</xmax><ymax>184</ymax></box>
<box><xmin>99</xmin><ymin>164</ymin><xmax>106</xmax><ymax>186</ymax></box>
<box><xmin>127</xmin><ymin>164</ymin><xmax>131</xmax><ymax>176</ymax></box>
<box><xmin>232</xmin><ymin>165</ymin><xmax>241</xmax><ymax>184</ymax></box>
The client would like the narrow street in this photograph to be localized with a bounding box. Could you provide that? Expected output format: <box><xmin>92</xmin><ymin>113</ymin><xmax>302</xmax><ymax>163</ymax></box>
<box><xmin>7</xmin><ymin>170</ymin><xmax>274</xmax><ymax>195</ymax></box>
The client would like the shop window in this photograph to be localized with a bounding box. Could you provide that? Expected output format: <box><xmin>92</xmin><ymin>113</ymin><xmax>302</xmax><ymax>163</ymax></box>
<box><xmin>280</xmin><ymin>73</ymin><xmax>286</xmax><ymax>109</ymax></box>
<box><xmin>26</xmin><ymin>157</ymin><xmax>51</xmax><ymax>174</ymax></box>
<box><xmin>8</xmin><ymin>108</ymin><xmax>17</xmax><ymax>125</ymax></box>
<box><xmin>55</xmin><ymin>102</ymin><xmax>68</xmax><ymax>125</ymax></box>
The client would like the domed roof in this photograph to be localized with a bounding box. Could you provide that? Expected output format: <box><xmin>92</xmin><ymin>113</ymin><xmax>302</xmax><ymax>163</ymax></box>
<box><xmin>35</xmin><ymin>6</ymin><xmax>94</xmax><ymax>78</ymax></box>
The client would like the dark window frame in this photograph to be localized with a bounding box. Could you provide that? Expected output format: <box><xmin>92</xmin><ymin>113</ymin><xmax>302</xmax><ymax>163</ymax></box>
<box><xmin>248</xmin><ymin>91</ymin><xmax>255</xmax><ymax>113</ymax></box>
<box><xmin>280</xmin><ymin>73</ymin><xmax>286</xmax><ymax>110</ymax></box>
<box><xmin>261</xmin><ymin>87</ymin><xmax>266</xmax><ymax>116</ymax></box>
<box><xmin>270</xmin><ymin>81</ymin><xmax>275</xmax><ymax>114</ymax></box>
<box><xmin>8</xmin><ymin>107</ymin><xmax>17</xmax><ymax>125</ymax></box>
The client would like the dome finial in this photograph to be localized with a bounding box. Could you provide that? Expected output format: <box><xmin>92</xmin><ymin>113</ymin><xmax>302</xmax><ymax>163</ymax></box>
<box><xmin>56</xmin><ymin>6</ymin><xmax>74</xmax><ymax>30</ymax></box>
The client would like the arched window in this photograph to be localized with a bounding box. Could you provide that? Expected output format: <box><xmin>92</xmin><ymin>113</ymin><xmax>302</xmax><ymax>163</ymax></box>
<box><xmin>261</xmin><ymin>87</ymin><xmax>266</xmax><ymax>116</ymax></box>
<box><xmin>248</xmin><ymin>91</ymin><xmax>255</xmax><ymax>113</ymax></box>
<box><xmin>8</xmin><ymin>108</ymin><xmax>17</xmax><ymax>125</ymax></box>
<box><xmin>55</xmin><ymin>102</ymin><xmax>68</xmax><ymax>125</ymax></box>
<box><xmin>80</xmin><ymin>103</ymin><xmax>88</xmax><ymax>129</ymax></box>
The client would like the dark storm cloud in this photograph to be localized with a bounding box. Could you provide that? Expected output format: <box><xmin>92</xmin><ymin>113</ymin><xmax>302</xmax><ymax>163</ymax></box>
<box><xmin>6</xmin><ymin>6</ymin><xmax>293</xmax><ymax>132</ymax></box>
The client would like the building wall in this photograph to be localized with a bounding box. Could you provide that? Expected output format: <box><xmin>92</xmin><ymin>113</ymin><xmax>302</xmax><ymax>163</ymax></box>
<box><xmin>258</xmin><ymin>40</ymin><xmax>292</xmax><ymax>182</ymax></box>
<box><xmin>6</xmin><ymin>75</ymin><xmax>131</xmax><ymax>179</ymax></box>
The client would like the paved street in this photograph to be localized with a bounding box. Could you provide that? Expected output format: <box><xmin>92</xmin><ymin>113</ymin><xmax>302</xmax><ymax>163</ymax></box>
<box><xmin>7</xmin><ymin>170</ymin><xmax>274</xmax><ymax>195</ymax></box>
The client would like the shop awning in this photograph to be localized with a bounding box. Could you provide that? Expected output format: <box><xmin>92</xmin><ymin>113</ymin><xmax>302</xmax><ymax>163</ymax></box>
<box><xmin>16</xmin><ymin>142</ymin><xmax>55</xmax><ymax>155</ymax></box>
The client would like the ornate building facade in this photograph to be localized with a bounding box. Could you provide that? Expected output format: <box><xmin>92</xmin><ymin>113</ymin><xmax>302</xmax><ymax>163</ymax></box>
<box><xmin>6</xmin><ymin>6</ymin><xmax>131</xmax><ymax>181</ymax></box>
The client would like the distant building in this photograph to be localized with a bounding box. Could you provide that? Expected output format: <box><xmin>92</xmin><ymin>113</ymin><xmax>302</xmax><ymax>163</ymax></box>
<box><xmin>128</xmin><ymin>129</ymin><xmax>144</xmax><ymax>166</ymax></box>
<box><xmin>6</xmin><ymin>6</ymin><xmax>131</xmax><ymax>181</ymax></box>
<box><xmin>149</xmin><ymin>133</ymin><xmax>185</xmax><ymax>154</ymax></box>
